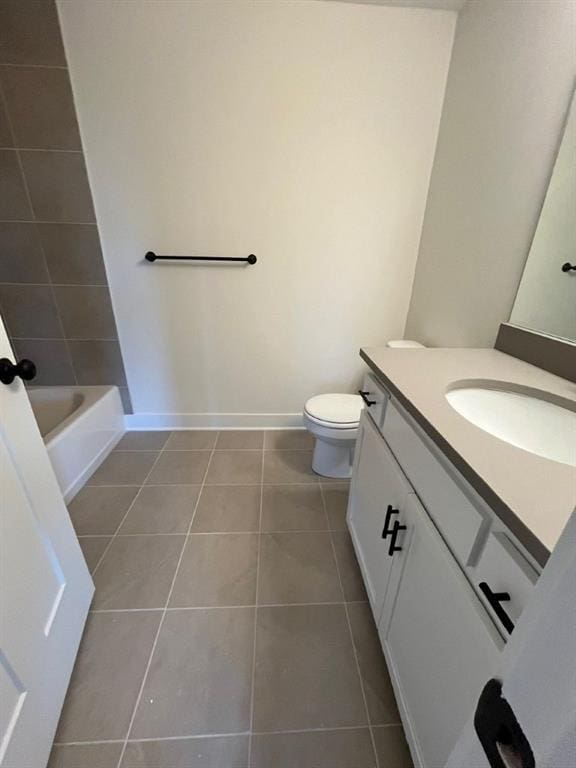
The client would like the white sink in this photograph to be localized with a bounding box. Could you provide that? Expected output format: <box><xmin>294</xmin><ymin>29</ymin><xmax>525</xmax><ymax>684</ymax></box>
<box><xmin>445</xmin><ymin>382</ymin><xmax>576</xmax><ymax>467</ymax></box>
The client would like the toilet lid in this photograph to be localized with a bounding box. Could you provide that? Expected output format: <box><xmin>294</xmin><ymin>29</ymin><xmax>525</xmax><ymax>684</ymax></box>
<box><xmin>304</xmin><ymin>394</ymin><xmax>363</xmax><ymax>426</ymax></box>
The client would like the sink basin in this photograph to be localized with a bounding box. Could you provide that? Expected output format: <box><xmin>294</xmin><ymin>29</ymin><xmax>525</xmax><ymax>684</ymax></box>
<box><xmin>445</xmin><ymin>382</ymin><xmax>576</xmax><ymax>467</ymax></box>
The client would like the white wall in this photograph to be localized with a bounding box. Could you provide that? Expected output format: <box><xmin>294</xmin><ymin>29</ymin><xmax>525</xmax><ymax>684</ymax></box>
<box><xmin>58</xmin><ymin>0</ymin><xmax>454</xmax><ymax>424</ymax></box>
<box><xmin>405</xmin><ymin>0</ymin><xmax>576</xmax><ymax>349</ymax></box>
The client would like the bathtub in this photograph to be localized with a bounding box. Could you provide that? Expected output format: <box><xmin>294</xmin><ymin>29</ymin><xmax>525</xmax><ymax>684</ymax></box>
<box><xmin>28</xmin><ymin>385</ymin><xmax>125</xmax><ymax>502</ymax></box>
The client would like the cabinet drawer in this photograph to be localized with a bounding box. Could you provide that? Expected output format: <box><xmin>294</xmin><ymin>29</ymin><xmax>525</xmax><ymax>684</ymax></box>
<box><xmin>474</xmin><ymin>531</ymin><xmax>539</xmax><ymax>635</ymax></box>
<box><xmin>359</xmin><ymin>371</ymin><xmax>389</xmax><ymax>431</ymax></box>
<box><xmin>382</xmin><ymin>401</ymin><xmax>486</xmax><ymax>565</ymax></box>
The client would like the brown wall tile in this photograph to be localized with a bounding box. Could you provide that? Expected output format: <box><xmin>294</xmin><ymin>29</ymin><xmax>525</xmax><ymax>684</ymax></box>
<box><xmin>0</xmin><ymin>95</ymin><xmax>13</xmax><ymax>147</ymax></box>
<box><xmin>1</xmin><ymin>1</ymin><xmax>133</xmax><ymax>412</ymax></box>
<box><xmin>53</xmin><ymin>285</ymin><xmax>117</xmax><ymax>339</ymax></box>
<box><xmin>20</xmin><ymin>150</ymin><xmax>95</xmax><ymax>222</ymax></box>
<box><xmin>68</xmin><ymin>340</ymin><xmax>127</xmax><ymax>386</ymax></box>
<box><xmin>0</xmin><ymin>1</ymin><xmax>67</xmax><ymax>67</ymax></box>
<box><xmin>0</xmin><ymin>149</ymin><xmax>32</xmax><ymax>219</ymax></box>
<box><xmin>0</xmin><ymin>222</ymin><xmax>49</xmax><ymax>283</ymax></box>
<box><xmin>0</xmin><ymin>283</ymin><xmax>62</xmax><ymax>338</ymax></box>
<box><xmin>0</xmin><ymin>66</ymin><xmax>81</xmax><ymax>150</ymax></box>
<box><xmin>12</xmin><ymin>338</ymin><xmax>75</xmax><ymax>385</ymax></box>
<box><xmin>38</xmin><ymin>223</ymin><xmax>107</xmax><ymax>285</ymax></box>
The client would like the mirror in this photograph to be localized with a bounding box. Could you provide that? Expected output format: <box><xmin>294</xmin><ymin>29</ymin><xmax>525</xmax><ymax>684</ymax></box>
<box><xmin>510</xmin><ymin>90</ymin><xmax>576</xmax><ymax>342</ymax></box>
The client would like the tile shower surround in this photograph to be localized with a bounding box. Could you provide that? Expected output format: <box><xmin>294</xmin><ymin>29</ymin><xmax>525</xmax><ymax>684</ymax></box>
<box><xmin>49</xmin><ymin>430</ymin><xmax>414</xmax><ymax>768</ymax></box>
<box><xmin>0</xmin><ymin>0</ymin><xmax>131</xmax><ymax>410</ymax></box>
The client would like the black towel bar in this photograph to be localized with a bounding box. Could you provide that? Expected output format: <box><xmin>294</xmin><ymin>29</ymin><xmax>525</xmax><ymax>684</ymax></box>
<box><xmin>145</xmin><ymin>251</ymin><xmax>256</xmax><ymax>265</ymax></box>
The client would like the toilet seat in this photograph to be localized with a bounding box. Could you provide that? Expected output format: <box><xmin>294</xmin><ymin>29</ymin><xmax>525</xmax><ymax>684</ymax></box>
<box><xmin>304</xmin><ymin>394</ymin><xmax>363</xmax><ymax>429</ymax></box>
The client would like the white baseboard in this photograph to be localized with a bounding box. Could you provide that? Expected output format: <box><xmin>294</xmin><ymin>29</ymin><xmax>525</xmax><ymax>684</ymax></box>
<box><xmin>123</xmin><ymin>412</ymin><xmax>304</xmax><ymax>430</ymax></box>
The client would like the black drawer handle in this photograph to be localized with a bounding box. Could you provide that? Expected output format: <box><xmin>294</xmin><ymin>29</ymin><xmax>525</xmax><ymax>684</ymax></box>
<box><xmin>479</xmin><ymin>582</ymin><xmax>515</xmax><ymax>634</ymax></box>
<box><xmin>387</xmin><ymin>520</ymin><xmax>407</xmax><ymax>556</ymax></box>
<box><xmin>358</xmin><ymin>389</ymin><xmax>376</xmax><ymax>407</ymax></box>
<box><xmin>381</xmin><ymin>504</ymin><xmax>398</xmax><ymax>539</ymax></box>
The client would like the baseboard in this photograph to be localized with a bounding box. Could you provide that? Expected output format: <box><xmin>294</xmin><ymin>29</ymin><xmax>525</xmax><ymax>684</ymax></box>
<box><xmin>123</xmin><ymin>412</ymin><xmax>304</xmax><ymax>430</ymax></box>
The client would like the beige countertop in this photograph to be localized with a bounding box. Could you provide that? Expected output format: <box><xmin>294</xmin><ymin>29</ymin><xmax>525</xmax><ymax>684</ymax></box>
<box><xmin>361</xmin><ymin>347</ymin><xmax>576</xmax><ymax>565</ymax></box>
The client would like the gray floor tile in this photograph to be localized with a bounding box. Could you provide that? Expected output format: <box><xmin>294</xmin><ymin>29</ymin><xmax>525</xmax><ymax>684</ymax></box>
<box><xmin>121</xmin><ymin>735</ymin><xmax>249</xmax><ymax>767</ymax></box>
<box><xmin>322</xmin><ymin>483</ymin><xmax>350</xmax><ymax>530</ymax></box>
<box><xmin>216</xmin><ymin>430</ymin><xmax>264</xmax><ymax>450</ymax></box>
<box><xmin>130</xmin><ymin>608</ymin><xmax>254</xmax><ymax>738</ymax></box>
<box><xmin>373</xmin><ymin>726</ymin><xmax>414</xmax><ymax>768</ymax></box>
<box><xmin>253</xmin><ymin>605</ymin><xmax>367</xmax><ymax>732</ymax></box>
<box><xmin>332</xmin><ymin>531</ymin><xmax>369</xmax><ymax>601</ymax></box>
<box><xmin>258</xmin><ymin>532</ymin><xmax>342</xmax><ymax>605</ymax></box>
<box><xmin>170</xmin><ymin>534</ymin><xmax>258</xmax><ymax>607</ymax></box>
<box><xmin>348</xmin><ymin>602</ymin><xmax>401</xmax><ymax>725</ymax></box>
<box><xmin>263</xmin><ymin>451</ymin><xmax>317</xmax><ymax>484</ymax></box>
<box><xmin>165</xmin><ymin>430</ymin><xmax>218</xmax><ymax>450</ymax></box>
<box><xmin>261</xmin><ymin>485</ymin><xmax>326</xmax><ymax>531</ymax></box>
<box><xmin>77</xmin><ymin>536</ymin><xmax>110</xmax><ymax>573</ymax></box>
<box><xmin>146</xmin><ymin>451</ymin><xmax>211</xmax><ymax>485</ymax></box>
<box><xmin>264</xmin><ymin>430</ymin><xmax>314</xmax><ymax>450</ymax></box>
<box><xmin>205</xmin><ymin>450</ymin><xmax>262</xmax><ymax>485</ymax></box>
<box><xmin>92</xmin><ymin>535</ymin><xmax>184</xmax><ymax>610</ymax></box>
<box><xmin>115</xmin><ymin>431</ymin><xmax>171</xmax><ymax>450</ymax></box>
<box><xmin>251</xmin><ymin>728</ymin><xmax>376</xmax><ymax>768</ymax></box>
<box><xmin>88</xmin><ymin>451</ymin><xmax>158</xmax><ymax>486</ymax></box>
<box><xmin>48</xmin><ymin>743</ymin><xmax>123</xmax><ymax>768</ymax></box>
<box><xmin>191</xmin><ymin>485</ymin><xmax>261</xmax><ymax>532</ymax></box>
<box><xmin>54</xmin><ymin>611</ymin><xmax>161</xmax><ymax>742</ymax></box>
<box><xmin>119</xmin><ymin>485</ymin><xmax>201</xmax><ymax>534</ymax></box>
<box><xmin>67</xmin><ymin>486</ymin><xmax>139</xmax><ymax>535</ymax></box>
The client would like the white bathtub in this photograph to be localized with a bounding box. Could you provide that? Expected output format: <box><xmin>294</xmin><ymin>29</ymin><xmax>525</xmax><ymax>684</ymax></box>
<box><xmin>28</xmin><ymin>385</ymin><xmax>125</xmax><ymax>502</ymax></box>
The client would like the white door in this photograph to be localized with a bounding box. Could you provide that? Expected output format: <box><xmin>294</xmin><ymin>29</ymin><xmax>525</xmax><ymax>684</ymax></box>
<box><xmin>347</xmin><ymin>412</ymin><xmax>413</xmax><ymax>620</ymax></box>
<box><xmin>0</xmin><ymin>318</ymin><xmax>93</xmax><ymax>768</ymax></box>
<box><xmin>381</xmin><ymin>494</ymin><xmax>503</xmax><ymax>768</ymax></box>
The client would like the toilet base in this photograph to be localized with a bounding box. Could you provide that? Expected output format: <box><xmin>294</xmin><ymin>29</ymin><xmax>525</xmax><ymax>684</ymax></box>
<box><xmin>312</xmin><ymin>437</ymin><xmax>355</xmax><ymax>479</ymax></box>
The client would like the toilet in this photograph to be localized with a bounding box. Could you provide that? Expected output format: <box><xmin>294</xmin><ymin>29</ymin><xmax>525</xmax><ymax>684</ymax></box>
<box><xmin>303</xmin><ymin>340</ymin><xmax>424</xmax><ymax>478</ymax></box>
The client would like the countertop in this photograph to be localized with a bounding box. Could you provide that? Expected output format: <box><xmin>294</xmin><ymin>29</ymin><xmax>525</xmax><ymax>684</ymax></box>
<box><xmin>361</xmin><ymin>347</ymin><xmax>576</xmax><ymax>566</ymax></box>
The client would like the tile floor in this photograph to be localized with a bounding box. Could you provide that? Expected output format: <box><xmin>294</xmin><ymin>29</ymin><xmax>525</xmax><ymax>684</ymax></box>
<box><xmin>49</xmin><ymin>430</ymin><xmax>413</xmax><ymax>768</ymax></box>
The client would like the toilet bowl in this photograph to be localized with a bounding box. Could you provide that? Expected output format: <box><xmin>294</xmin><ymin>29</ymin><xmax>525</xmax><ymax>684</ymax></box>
<box><xmin>303</xmin><ymin>393</ymin><xmax>363</xmax><ymax>478</ymax></box>
<box><xmin>304</xmin><ymin>340</ymin><xmax>424</xmax><ymax>478</ymax></box>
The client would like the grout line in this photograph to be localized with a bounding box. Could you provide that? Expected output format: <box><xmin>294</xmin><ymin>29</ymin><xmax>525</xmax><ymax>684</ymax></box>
<box><xmin>54</xmin><ymin>722</ymin><xmax>404</xmax><ymax>747</ymax></box>
<box><xmin>88</xmin><ymin>599</ymin><xmax>370</xmax><ymax>614</ymax></box>
<box><xmin>319</xmin><ymin>483</ymin><xmax>381</xmax><ymax>768</ymax></box>
<box><xmin>0</xmin><ymin>146</ymin><xmax>82</xmax><ymax>153</ymax></box>
<box><xmin>0</xmin><ymin>282</ymin><xmax>105</xmax><ymax>288</ymax></box>
<box><xmin>0</xmin><ymin>62</ymin><xmax>69</xmax><ymax>70</ymax></box>
<box><xmin>0</xmin><ymin>219</ymin><xmax>96</xmax><ymax>225</ymax></box>
<box><xmin>247</xmin><ymin>441</ymin><xmax>265</xmax><ymax>766</ymax></box>
<box><xmin>79</xmin><ymin>528</ymin><xmax>347</xmax><ymax>538</ymax></box>
<box><xmin>6</xmin><ymin>336</ymin><xmax>119</xmax><ymax>342</ymax></box>
<box><xmin>114</xmin><ymin>433</ymin><xmax>220</xmax><ymax>768</ymax></box>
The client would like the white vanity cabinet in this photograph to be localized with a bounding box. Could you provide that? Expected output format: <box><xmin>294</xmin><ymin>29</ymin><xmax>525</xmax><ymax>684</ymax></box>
<box><xmin>347</xmin><ymin>412</ymin><xmax>413</xmax><ymax>619</ymax></box>
<box><xmin>381</xmin><ymin>493</ymin><xmax>503</xmax><ymax>768</ymax></box>
<box><xmin>347</xmin><ymin>383</ymin><xmax>541</xmax><ymax>768</ymax></box>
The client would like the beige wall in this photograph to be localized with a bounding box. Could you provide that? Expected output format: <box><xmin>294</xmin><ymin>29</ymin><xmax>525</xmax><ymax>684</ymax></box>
<box><xmin>58</xmin><ymin>0</ymin><xmax>454</xmax><ymax>424</ymax></box>
<box><xmin>405</xmin><ymin>0</ymin><xmax>576</xmax><ymax>348</ymax></box>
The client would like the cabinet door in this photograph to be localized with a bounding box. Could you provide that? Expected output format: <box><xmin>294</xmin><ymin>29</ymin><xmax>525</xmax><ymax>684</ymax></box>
<box><xmin>381</xmin><ymin>495</ymin><xmax>503</xmax><ymax>768</ymax></box>
<box><xmin>347</xmin><ymin>412</ymin><xmax>412</xmax><ymax>620</ymax></box>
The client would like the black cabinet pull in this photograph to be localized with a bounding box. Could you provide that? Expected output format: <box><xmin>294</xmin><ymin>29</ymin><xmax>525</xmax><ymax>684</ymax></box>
<box><xmin>0</xmin><ymin>358</ymin><xmax>37</xmax><ymax>386</ymax></box>
<box><xmin>387</xmin><ymin>520</ymin><xmax>407</xmax><ymax>556</ymax></box>
<box><xmin>561</xmin><ymin>262</ymin><xmax>576</xmax><ymax>272</ymax></box>
<box><xmin>479</xmin><ymin>582</ymin><xmax>515</xmax><ymax>634</ymax></box>
<box><xmin>381</xmin><ymin>504</ymin><xmax>398</xmax><ymax>539</ymax></box>
<box><xmin>358</xmin><ymin>389</ymin><xmax>376</xmax><ymax>407</ymax></box>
